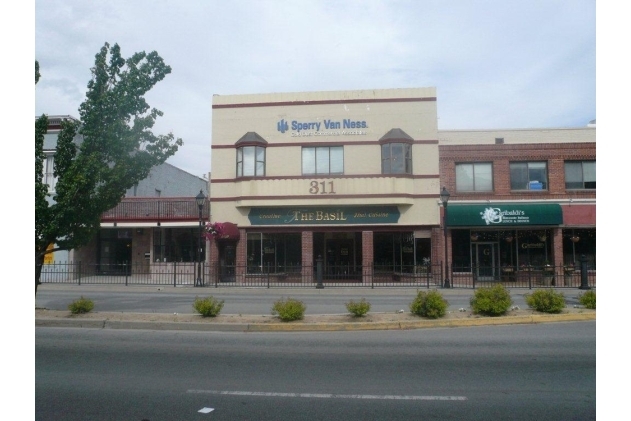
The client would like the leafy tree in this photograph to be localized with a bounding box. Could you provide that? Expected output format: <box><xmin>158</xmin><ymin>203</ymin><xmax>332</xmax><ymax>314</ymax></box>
<box><xmin>35</xmin><ymin>43</ymin><xmax>183</xmax><ymax>295</ymax></box>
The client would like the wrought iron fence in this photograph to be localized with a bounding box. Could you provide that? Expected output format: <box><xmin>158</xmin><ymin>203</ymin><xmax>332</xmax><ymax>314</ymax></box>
<box><xmin>38</xmin><ymin>262</ymin><xmax>596</xmax><ymax>289</ymax></box>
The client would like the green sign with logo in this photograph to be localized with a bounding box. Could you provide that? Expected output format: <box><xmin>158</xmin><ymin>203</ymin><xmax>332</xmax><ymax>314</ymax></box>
<box><xmin>447</xmin><ymin>204</ymin><xmax>563</xmax><ymax>226</ymax></box>
<box><xmin>248</xmin><ymin>206</ymin><xmax>400</xmax><ymax>225</ymax></box>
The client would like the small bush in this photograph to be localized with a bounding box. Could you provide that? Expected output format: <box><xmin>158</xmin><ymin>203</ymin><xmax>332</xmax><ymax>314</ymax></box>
<box><xmin>525</xmin><ymin>289</ymin><xmax>566</xmax><ymax>313</ymax></box>
<box><xmin>271</xmin><ymin>297</ymin><xmax>306</xmax><ymax>321</ymax></box>
<box><xmin>578</xmin><ymin>290</ymin><xmax>596</xmax><ymax>309</ymax></box>
<box><xmin>409</xmin><ymin>290</ymin><xmax>449</xmax><ymax>319</ymax></box>
<box><xmin>193</xmin><ymin>296</ymin><xmax>225</xmax><ymax>317</ymax></box>
<box><xmin>345</xmin><ymin>298</ymin><xmax>371</xmax><ymax>317</ymax></box>
<box><xmin>470</xmin><ymin>284</ymin><xmax>513</xmax><ymax>316</ymax></box>
<box><xmin>68</xmin><ymin>296</ymin><xmax>94</xmax><ymax>314</ymax></box>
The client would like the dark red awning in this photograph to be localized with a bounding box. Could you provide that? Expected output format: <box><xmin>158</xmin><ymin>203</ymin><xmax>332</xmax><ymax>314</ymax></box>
<box><xmin>215</xmin><ymin>222</ymin><xmax>240</xmax><ymax>241</ymax></box>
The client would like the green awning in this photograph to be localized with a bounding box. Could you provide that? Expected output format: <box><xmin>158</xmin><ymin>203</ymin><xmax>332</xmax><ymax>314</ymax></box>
<box><xmin>447</xmin><ymin>204</ymin><xmax>563</xmax><ymax>226</ymax></box>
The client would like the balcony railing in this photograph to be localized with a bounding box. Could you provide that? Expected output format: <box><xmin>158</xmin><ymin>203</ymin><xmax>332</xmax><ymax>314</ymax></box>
<box><xmin>101</xmin><ymin>198</ymin><xmax>209</xmax><ymax>222</ymax></box>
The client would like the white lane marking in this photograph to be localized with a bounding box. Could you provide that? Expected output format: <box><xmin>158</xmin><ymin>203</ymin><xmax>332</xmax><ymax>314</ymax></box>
<box><xmin>187</xmin><ymin>389</ymin><xmax>467</xmax><ymax>401</ymax></box>
<box><xmin>198</xmin><ymin>407</ymin><xmax>214</xmax><ymax>413</ymax></box>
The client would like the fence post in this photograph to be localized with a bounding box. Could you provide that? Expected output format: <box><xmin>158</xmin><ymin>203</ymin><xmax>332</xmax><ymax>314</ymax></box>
<box><xmin>77</xmin><ymin>261</ymin><xmax>81</xmax><ymax>285</ymax></box>
<box><xmin>371</xmin><ymin>265</ymin><xmax>374</xmax><ymax>289</ymax></box>
<box><xmin>316</xmin><ymin>255</ymin><xmax>324</xmax><ymax>289</ymax></box>
<box><xmin>125</xmin><ymin>263</ymin><xmax>129</xmax><ymax>286</ymax></box>
<box><xmin>173</xmin><ymin>261</ymin><xmax>177</xmax><ymax>287</ymax></box>
<box><xmin>578</xmin><ymin>254</ymin><xmax>591</xmax><ymax>290</ymax></box>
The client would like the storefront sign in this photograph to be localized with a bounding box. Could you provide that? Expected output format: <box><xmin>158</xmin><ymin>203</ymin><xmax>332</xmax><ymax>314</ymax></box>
<box><xmin>447</xmin><ymin>204</ymin><xmax>562</xmax><ymax>226</ymax></box>
<box><xmin>276</xmin><ymin>118</ymin><xmax>368</xmax><ymax>137</ymax></box>
<box><xmin>248</xmin><ymin>206</ymin><xmax>400</xmax><ymax>225</ymax></box>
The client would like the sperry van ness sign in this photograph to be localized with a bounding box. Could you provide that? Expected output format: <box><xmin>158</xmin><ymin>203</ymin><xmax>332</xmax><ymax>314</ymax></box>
<box><xmin>277</xmin><ymin>118</ymin><xmax>368</xmax><ymax>137</ymax></box>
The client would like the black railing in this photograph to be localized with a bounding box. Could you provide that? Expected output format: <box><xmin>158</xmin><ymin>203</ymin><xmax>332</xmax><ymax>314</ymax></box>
<box><xmin>37</xmin><ymin>262</ymin><xmax>596</xmax><ymax>289</ymax></box>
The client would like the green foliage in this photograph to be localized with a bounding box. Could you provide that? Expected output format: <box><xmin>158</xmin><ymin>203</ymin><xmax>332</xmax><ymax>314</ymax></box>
<box><xmin>578</xmin><ymin>290</ymin><xmax>596</xmax><ymax>309</ymax></box>
<box><xmin>470</xmin><ymin>284</ymin><xmax>513</xmax><ymax>316</ymax></box>
<box><xmin>68</xmin><ymin>296</ymin><xmax>95</xmax><ymax>314</ymax></box>
<box><xmin>271</xmin><ymin>297</ymin><xmax>306</xmax><ymax>322</ymax></box>
<box><xmin>192</xmin><ymin>296</ymin><xmax>225</xmax><ymax>317</ymax></box>
<box><xmin>345</xmin><ymin>298</ymin><xmax>371</xmax><ymax>317</ymax></box>
<box><xmin>35</xmin><ymin>43</ymin><xmax>183</xmax><ymax>295</ymax></box>
<box><xmin>409</xmin><ymin>290</ymin><xmax>449</xmax><ymax>319</ymax></box>
<box><xmin>525</xmin><ymin>289</ymin><xmax>566</xmax><ymax>313</ymax></box>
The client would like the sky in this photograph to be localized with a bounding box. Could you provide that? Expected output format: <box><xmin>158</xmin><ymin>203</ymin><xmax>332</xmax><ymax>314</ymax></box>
<box><xmin>33</xmin><ymin>0</ymin><xmax>597</xmax><ymax>180</ymax></box>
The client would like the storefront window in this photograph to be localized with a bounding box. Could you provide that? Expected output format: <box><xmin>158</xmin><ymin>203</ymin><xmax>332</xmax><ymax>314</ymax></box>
<box><xmin>563</xmin><ymin>228</ymin><xmax>596</xmax><ymax>269</ymax></box>
<box><xmin>247</xmin><ymin>233</ymin><xmax>301</xmax><ymax>273</ymax></box>
<box><xmin>152</xmin><ymin>227</ymin><xmax>203</xmax><ymax>263</ymax></box>
<box><xmin>374</xmin><ymin>232</ymin><xmax>416</xmax><ymax>272</ymax></box>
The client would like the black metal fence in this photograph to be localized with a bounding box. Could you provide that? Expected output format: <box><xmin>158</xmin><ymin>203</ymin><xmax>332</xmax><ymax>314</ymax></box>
<box><xmin>38</xmin><ymin>262</ymin><xmax>596</xmax><ymax>289</ymax></box>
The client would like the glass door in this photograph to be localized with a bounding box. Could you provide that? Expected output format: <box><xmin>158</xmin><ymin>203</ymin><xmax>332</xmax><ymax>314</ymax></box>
<box><xmin>475</xmin><ymin>242</ymin><xmax>496</xmax><ymax>281</ymax></box>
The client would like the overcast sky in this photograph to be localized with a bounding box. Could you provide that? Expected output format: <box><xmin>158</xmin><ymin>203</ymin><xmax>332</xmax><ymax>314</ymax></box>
<box><xmin>35</xmin><ymin>0</ymin><xmax>595</xmax><ymax>179</ymax></box>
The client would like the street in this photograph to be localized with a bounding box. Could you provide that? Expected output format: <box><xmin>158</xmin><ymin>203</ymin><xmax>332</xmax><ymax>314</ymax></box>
<box><xmin>36</xmin><ymin>321</ymin><xmax>595</xmax><ymax>420</ymax></box>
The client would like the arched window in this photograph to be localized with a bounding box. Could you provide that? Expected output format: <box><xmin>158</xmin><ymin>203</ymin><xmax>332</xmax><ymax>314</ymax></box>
<box><xmin>235</xmin><ymin>132</ymin><xmax>267</xmax><ymax>177</ymax></box>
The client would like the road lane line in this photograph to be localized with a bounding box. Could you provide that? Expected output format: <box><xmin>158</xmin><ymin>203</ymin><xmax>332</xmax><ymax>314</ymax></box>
<box><xmin>187</xmin><ymin>389</ymin><xmax>467</xmax><ymax>401</ymax></box>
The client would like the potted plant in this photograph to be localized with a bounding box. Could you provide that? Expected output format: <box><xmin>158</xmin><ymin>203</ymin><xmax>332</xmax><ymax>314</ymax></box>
<box><xmin>563</xmin><ymin>263</ymin><xmax>575</xmax><ymax>286</ymax></box>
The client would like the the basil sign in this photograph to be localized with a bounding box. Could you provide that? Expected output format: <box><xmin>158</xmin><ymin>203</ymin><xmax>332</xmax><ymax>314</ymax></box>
<box><xmin>249</xmin><ymin>206</ymin><xmax>400</xmax><ymax>225</ymax></box>
<box><xmin>447</xmin><ymin>204</ymin><xmax>562</xmax><ymax>226</ymax></box>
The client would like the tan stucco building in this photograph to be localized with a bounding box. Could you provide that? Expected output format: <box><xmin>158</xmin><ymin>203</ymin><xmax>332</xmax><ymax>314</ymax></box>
<box><xmin>210</xmin><ymin>88</ymin><xmax>441</xmax><ymax>283</ymax></box>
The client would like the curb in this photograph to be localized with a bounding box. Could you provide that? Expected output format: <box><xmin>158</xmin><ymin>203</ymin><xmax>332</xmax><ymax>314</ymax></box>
<box><xmin>36</xmin><ymin>312</ymin><xmax>595</xmax><ymax>332</ymax></box>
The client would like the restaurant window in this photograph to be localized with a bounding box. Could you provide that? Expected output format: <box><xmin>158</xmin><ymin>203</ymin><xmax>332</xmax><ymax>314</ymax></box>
<box><xmin>455</xmin><ymin>162</ymin><xmax>493</xmax><ymax>192</ymax></box>
<box><xmin>510</xmin><ymin>161</ymin><xmax>548</xmax><ymax>190</ymax></box>
<box><xmin>381</xmin><ymin>143</ymin><xmax>412</xmax><ymax>174</ymax></box>
<box><xmin>302</xmin><ymin>146</ymin><xmax>343</xmax><ymax>175</ymax></box>
<box><xmin>246</xmin><ymin>233</ymin><xmax>301</xmax><ymax>274</ymax></box>
<box><xmin>565</xmin><ymin>160</ymin><xmax>595</xmax><ymax>189</ymax></box>
<box><xmin>237</xmin><ymin>146</ymin><xmax>265</xmax><ymax>177</ymax></box>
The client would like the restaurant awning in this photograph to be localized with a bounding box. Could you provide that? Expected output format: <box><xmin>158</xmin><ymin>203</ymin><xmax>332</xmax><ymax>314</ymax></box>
<box><xmin>447</xmin><ymin>204</ymin><xmax>563</xmax><ymax>226</ymax></box>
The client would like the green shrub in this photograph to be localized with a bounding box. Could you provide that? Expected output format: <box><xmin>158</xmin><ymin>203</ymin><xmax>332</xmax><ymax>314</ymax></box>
<box><xmin>578</xmin><ymin>290</ymin><xmax>596</xmax><ymax>309</ymax></box>
<box><xmin>470</xmin><ymin>284</ymin><xmax>513</xmax><ymax>316</ymax></box>
<box><xmin>345</xmin><ymin>298</ymin><xmax>371</xmax><ymax>317</ymax></box>
<box><xmin>409</xmin><ymin>290</ymin><xmax>449</xmax><ymax>319</ymax></box>
<box><xmin>68</xmin><ymin>296</ymin><xmax>94</xmax><ymax>314</ymax></box>
<box><xmin>271</xmin><ymin>297</ymin><xmax>306</xmax><ymax>321</ymax></box>
<box><xmin>524</xmin><ymin>289</ymin><xmax>566</xmax><ymax>313</ymax></box>
<box><xmin>193</xmin><ymin>296</ymin><xmax>225</xmax><ymax>317</ymax></box>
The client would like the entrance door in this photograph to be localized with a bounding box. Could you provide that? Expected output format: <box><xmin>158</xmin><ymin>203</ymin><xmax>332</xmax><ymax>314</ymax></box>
<box><xmin>218</xmin><ymin>243</ymin><xmax>236</xmax><ymax>282</ymax></box>
<box><xmin>325</xmin><ymin>239</ymin><xmax>357</xmax><ymax>280</ymax></box>
<box><xmin>475</xmin><ymin>242</ymin><xmax>496</xmax><ymax>281</ymax></box>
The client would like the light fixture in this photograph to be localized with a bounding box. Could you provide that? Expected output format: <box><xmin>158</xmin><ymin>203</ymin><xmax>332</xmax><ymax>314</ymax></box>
<box><xmin>195</xmin><ymin>190</ymin><xmax>206</xmax><ymax>287</ymax></box>
<box><xmin>440</xmin><ymin>187</ymin><xmax>450</xmax><ymax>288</ymax></box>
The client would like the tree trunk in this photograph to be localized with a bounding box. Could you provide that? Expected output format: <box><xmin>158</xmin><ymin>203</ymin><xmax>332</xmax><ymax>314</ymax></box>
<box><xmin>35</xmin><ymin>252</ymin><xmax>45</xmax><ymax>296</ymax></box>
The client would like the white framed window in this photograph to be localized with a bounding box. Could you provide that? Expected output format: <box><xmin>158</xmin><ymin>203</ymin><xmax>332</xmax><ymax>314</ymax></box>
<box><xmin>510</xmin><ymin>161</ymin><xmax>548</xmax><ymax>190</ymax></box>
<box><xmin>302</xmin><ymin>146</ymin><xmax>343</xmax><ymax>175</ymax></box>
<box><xmin>565</xmin><ymin>160</ymin><xmax>595</xmax><ymax>189</ymax></box>
<box><xmin>237</xmin><ymin>146</ymin><xmax>265</xmax><ymax>177</ymax></box>
<box><xmin>456</xmin><ymin>163</ymin><xmax>493</xmax><ymax>192</ymax></box>
<box><xmin>43</xmin><ymin>154</ymin><xmax>56</xmax><ymax>192</ymax></box>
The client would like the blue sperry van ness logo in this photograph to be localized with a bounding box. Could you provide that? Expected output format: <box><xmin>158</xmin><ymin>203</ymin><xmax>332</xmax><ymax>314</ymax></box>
<box><xmin>277</xmin><ymin>119</ymin><xmax>289</xmax><ymax>133</ymax></box>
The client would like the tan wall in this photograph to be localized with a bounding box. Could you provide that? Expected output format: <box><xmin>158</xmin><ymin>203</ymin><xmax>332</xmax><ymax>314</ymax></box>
<box><xmin>438</xmin><ymin>127</ymin><xmax>595</xmax><ymax>145</ymax></box>
<box><xmin>210</xmin><ymin>88</ymin><xmax>440</xmax><ymax>229</ymax></box>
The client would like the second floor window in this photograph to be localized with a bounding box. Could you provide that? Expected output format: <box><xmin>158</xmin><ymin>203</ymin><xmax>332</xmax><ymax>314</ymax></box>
<box><xmin>43</xmin><ymin>154</ymin><xmax>56</xmax><ymax>192</ymax></box>
<box><xmin>565</xmin><ymin>160</ymin><xmax>595</xmax><ymax>189</ymax></box>
<box><xmin>510</xmin><ymin>161</ymin><xmax>548</xmax><ymax>190</ymax></box>
<box><xmin>456</xmin><ymin>162</ymin><xmax>493</xmax><ymax>192</ymax></box>
<box><xmin>382</xmin><ymin>143</ymin><xmax>412</xmax><ymax>174</ymax></box>
<box><xmin>302</xmin><ymin>146</ymin><xmax>343</xmax><ymax>175</ymax></box>
<box><xmin>237</xmin><ymin>146</ymin><xmax>265</xmax><ymax>177</ymax></box>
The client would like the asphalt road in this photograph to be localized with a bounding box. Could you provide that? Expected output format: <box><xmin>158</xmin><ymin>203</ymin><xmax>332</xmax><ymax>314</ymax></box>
<box><xmin>34</xmin><ymin>284</ymin><xmax>587</xmax><ymax>315</ymax></box>
<box><xmin>36</xmin><ymin>321</ymin><xmax>596</xmax><ymax>421</ymax></box>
